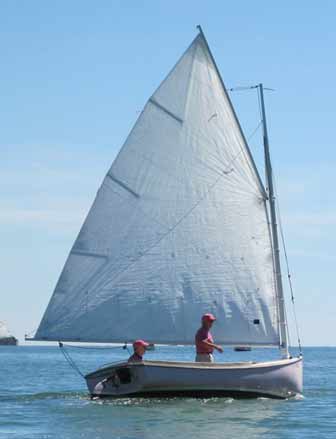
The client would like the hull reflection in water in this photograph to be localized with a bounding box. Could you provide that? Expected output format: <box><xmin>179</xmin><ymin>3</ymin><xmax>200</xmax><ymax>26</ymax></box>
<box><xmin>86</xmin><ymin>357</ymin><xmax>302</xmax><ymax>399</ymax></box>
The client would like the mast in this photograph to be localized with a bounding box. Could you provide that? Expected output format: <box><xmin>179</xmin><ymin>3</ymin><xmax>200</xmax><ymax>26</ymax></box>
<box><xmin>259</xmin><ymin>83</ymin><xmax>289</xmax><ymax>358</ymax></box>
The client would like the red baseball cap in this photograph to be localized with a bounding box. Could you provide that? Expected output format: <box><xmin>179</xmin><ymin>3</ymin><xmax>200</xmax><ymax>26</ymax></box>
<box><xmin>202</xmin><ymin>313</ymin><xmax>216</xmax><ymax>322</ymax></box>
<box><xmin>133</xmin><ymin>339</ymin><xmax>149</xmax><ymax>348</ymax></box>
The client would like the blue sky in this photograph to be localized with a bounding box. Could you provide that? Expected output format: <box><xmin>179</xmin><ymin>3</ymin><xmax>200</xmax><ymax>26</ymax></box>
<box><xmin>1</xmin><ymin>1</ymin><xmax>335</xmax><ymax>345</ymax></box>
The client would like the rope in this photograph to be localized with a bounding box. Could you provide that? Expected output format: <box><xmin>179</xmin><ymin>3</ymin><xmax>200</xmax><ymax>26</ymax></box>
<box><xmin>59</xmin><ymin>342</ymin><xmax>85</xmax><ymax>378</ymax></box>
<box><xmin>124</xmin><ymin>343</ymin><xmax>131</xmax><ymax>355</ymax></box>
<box><xmin>273</xmin><ymin>179</ymin><xmax>303</xmax><ymax>355</ymax></box>
<box><xmin>58</xmin><ymin>342</ymin><xmax>131</xmax><ymax>379</ymax></box>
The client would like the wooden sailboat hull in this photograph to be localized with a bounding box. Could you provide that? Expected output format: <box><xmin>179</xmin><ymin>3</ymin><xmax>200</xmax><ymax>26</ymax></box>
<box><xmin>85</xmin><ymin>356</ymin><xmax>303</xmax><ymax>399</ymax></box>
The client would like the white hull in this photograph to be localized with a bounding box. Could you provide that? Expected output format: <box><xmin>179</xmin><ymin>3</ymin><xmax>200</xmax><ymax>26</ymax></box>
<box><xmin>85</xmin><ymin>356</ymin><xmax>303</xmax><ymax>399</ymax></box>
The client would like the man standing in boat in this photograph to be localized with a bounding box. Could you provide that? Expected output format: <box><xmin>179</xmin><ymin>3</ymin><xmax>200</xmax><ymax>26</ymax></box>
<box><xmin>128</xmin><ymin>339</ymin><xmax>149</xmax><ymax>362</ymax></box>
<box><xmin>195</xmin><ymin>313</ymin><xmax>223</xmax><ymax>362</ymax></box>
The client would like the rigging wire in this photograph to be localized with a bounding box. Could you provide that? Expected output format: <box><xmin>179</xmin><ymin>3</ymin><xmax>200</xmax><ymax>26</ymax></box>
<box><xmin>58</xmin><ymin>342</ymin><xmax>130</xmax><ymax>380</ymax></box>
<box><xmin>247</xmin><ymin>120</ymin><xmax>263</xmax><ymax>142</ymax></box>
<box><xmin>59</xmin><ymin>342</ymin><xmax>85</xmax><ymax>378</ymax></box>
<box><xmin>259</xmin><ymin>87</ymin><xmax>299</xmax><ymax>354</ymax></box>
<box><xmin>230</xmin><ymin>85</ymin><xmax>301</xmax><ymax>355</ymax></box>
<box><xmin>273</xmin><ymin>178</ymin><xmax>303</xmax><ymax>355</ymax></box>
<box><xmin>255</xmin><ymin>86</ymin><xmax>286</xmax><ymax>349</ymax></box>
<box><xmin>124</xmin><ymin>343</ymin><xmax>131</xmax><ymax>355</ymax></box>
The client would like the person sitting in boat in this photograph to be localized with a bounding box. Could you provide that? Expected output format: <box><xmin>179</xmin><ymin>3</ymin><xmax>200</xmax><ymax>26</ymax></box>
<box><xmin>128</xmin><ymin>339</ymin><xmax>149</xmax><ymax>362</ymax></box>
<box><xmin>195</xmin><ymin>313</ymin><xmax>223</xmax><ymax>362</ymax></box>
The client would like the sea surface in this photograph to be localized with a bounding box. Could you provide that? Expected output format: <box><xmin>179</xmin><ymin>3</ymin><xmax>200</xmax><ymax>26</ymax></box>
<box><xmin>0</xmin><ymin>346</ymin><xmax>335</xmax><ymax>439</ymax></box>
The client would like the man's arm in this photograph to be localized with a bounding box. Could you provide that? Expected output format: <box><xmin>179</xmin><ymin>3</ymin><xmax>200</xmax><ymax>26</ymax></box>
<box><xmin>201</xmin><ymin>339</ymin><xmax>223</xmax><ymax>353</ymax></box>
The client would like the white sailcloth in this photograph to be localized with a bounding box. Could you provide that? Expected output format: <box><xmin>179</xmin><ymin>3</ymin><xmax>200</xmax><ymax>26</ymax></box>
<box><xmin>35</xmin><ymin>34</ymin><xmax>280</xmax><ymax>346</ymax></box>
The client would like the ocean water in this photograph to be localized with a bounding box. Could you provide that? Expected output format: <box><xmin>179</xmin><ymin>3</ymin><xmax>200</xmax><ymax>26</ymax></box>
<box><xmin>0</xmin><ymin>346</ymin><xmax>335</xmax><ymax>439</ymax></box>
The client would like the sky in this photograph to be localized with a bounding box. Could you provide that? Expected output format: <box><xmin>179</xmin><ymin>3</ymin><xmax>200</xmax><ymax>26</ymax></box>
<box><xmin>1</xmin><ymin>1</ymin><xmax>335</xmax><ymax>346</ymax></box>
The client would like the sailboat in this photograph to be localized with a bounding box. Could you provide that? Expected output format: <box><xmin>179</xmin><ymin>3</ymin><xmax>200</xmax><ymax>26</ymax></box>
<box><xmin>0</xmin><ymin>321</ymin><xmax>18</xmax><ymax>345</ymax></box>
<box><xmin>28</xmin><ymin>26</ymin><xmax>303</xmax><ymax>399</ymax></box>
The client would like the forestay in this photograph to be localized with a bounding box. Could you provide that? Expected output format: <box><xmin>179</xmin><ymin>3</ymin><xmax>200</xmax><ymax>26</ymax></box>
<box><xmin>34</xmin><ymin>34</ymin><xmax>280</xmax><ymax>346</ymax></box>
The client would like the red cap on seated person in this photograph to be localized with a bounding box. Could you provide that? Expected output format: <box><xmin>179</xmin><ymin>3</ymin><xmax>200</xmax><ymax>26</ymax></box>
<box><xmin>133</xmin><ymin>339</ymin><xmax>149</xmax><ymax>348</ymax></box>
<box><xmin>202</xmin><ymin>313</ymin><xmax>216</xmax><ymax>322</ymax></box>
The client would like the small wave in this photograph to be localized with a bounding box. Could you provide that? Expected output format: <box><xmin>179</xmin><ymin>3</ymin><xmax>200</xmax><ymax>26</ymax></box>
<box><xmin>0</xmin><ymin>391</ymin><xmax>88</xmax><ymax>403</ymax></box>
<box><xmin>198</xmin><ymin>397</ymin><xmax>234</xmax><ymax>404</ymax></box>
<box><xmin>90</xmin><ymin>395</ymin><xmax>236</xmax><ymax>406</ymax></box>
<box><xmin>91</xmin><ymin>396</ymin><xmax>177</xmax><ymax>406</ymax></box>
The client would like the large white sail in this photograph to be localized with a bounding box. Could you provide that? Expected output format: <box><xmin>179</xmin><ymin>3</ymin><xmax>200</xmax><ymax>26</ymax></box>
<box><xmin>35</xmin><ymin>34</ymin><xmax>280</xmax><ymax>346</ymax></box>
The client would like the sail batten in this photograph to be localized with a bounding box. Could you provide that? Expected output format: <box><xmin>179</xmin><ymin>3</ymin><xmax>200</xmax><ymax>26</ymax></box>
<box><xmin>149</xmin><ymin>99</ymin><xmax>184</xmax><ymax>124</ymax></box>
<box><xmin>35</xmin><ymin>32</ymin><xmax>280</xmax><ymax>347</ymax></box>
